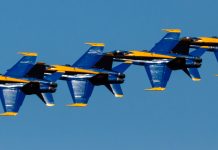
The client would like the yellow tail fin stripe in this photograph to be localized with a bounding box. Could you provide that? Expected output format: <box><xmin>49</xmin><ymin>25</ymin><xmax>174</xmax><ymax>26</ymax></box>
<box><xmin>192</xmin><ymin>78</ymin><xmax>201</xmax><ymax>81</ymax></box>
<box><xmin>18</xmin><ymin>52</ymin><xmax>38</xmax><ymax>56</ymax></box>
<box><xmin>115</xmin><ymin>94</ymin><xmax>124</xmax><ymax>98</ymax></box>
<box><xmin>46</xmin><ymin>104</ymin><xmax>55</xmax><ymax>107</ymax></box>
<box><xmin>85</xmin><ymin>42</ymin><xmax>105</xmax><ymax>47</ymax></box>
<box><xmin>145</xmin><ymin>87</ymin><xmax>166</xmax><ymax>91</ymax></box>
<box><xmin>162</xmin><ymin>29</ymin><xmax>181</xmax><ymax>33</ymax></box>
<box><xmin>0</xmin><ymin>112</ymin><xmax>18</xmax><ymax>116</ymax></box>
<box><xmin>66</xmin><ymin>103</ymin><xmax>88</xmax><ymax>107</ymax></box>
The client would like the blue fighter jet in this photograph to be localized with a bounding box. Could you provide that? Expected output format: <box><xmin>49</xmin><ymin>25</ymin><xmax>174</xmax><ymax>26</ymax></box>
<box><xmin>105</xmin><ymin>29</ymin><xmax>207</xmax><ymax>91</ymax></box>
<box><xmin>45</xmin><ymin>43</ymin><xmax>130</xmax><ymax>107</ymax></box>
<box><xmin>0</xmin><ymin>52</ymin><xmax>62</xmax><ymax>116</ymax></box>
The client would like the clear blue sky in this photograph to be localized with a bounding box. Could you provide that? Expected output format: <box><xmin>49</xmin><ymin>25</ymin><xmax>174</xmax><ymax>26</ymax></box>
<box><xmin>0</xmin><ymin>0</ymin><xmax>218</xmax><ymax>150</ymax></box>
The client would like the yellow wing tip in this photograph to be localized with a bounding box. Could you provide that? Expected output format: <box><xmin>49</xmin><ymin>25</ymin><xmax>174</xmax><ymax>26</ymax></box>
<box><xmin>46</xmin><ymin>104</ymin><xmax>55</xmax><ymax>107</ymax></box>
<box><xmin>145</xmin><ymin>87</ymin><xmax>166</xmax><ymax>91</ymax></box>
<box><xmin>18</xmin><ymin>52</ymin><xmax>38</xmax><ymax>56</ymax></box>
<box><xmin>192</xmin><ymin>78</ymin><xmax>201</xmax><ymax>81</ymax></box>
<box><xmin>215</xmin><ymin>74</ymin><xmax>218</xmax><ymax>76</ymax></box>
<box><xmin>162</xmin><ymin>29</ymin><xmax>181</xmax><ymax>33</ymax></box>
<box><xmin>66</xmin><ymin>103</ymin><xmax>88</xmax><ymax>107</ymax></box>
<box><xmin>0</xmin><ymin>112</ymin><xmax>18</xmax><ymax>116</ymax></box>
<box><xmin>115</xmin><ymin>94</ymin><xmax>124</xmax><ymax>98</ymax></box>
<box><xmin>85</xmin><ymin>42</ymin><xmax>105</xmax><ymax>47</ymax></box>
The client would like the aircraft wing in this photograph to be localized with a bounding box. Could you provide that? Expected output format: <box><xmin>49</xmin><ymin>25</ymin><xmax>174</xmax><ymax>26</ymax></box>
<box><xmin>0</xmin><ymin>87</ymin><xmax>26</xmax><ymax>116</ymax></box>
<box><xmin>5</xmin><ymin>52</ymin><xmax>37</xmax><ymax>78</ymax></box>
<box><xmin>72</xmin><ymin>43</ymin><xmax>104</xmax><ymax>69</ymax></box>
<box><xmin>66</xmin><ymin>78</ymin><xmax>94</xmax><ymax>107</ymax></box>
<box><xmin>150</xmin><ymin>29</ymin><xmax>181</xmax><ymax>54</ymax></box>
<box><xmin>144</xmin><ymin>63</ymin><xmax>172</xmax><ymax>91</ymax></box>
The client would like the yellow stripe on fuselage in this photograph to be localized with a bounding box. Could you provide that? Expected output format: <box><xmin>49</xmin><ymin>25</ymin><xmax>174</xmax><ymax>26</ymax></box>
<box><xmin>0</xmin><ymin>75</ymin><xmax>29</xmax><ymax>83</ymax></box>
<box><xmin>127</xmin><ymin>50</ymin><xmax>176</xmax><ymax>59</ymax></box>
<box><xmin>196</xmin><ymin>37</ymin><xmax>218</xmax><ymax>43</ymax></box>
<box><xmin>48</xmin><ymin>65</ymin><xmax>101</xmax><ymax>74</ymax></box>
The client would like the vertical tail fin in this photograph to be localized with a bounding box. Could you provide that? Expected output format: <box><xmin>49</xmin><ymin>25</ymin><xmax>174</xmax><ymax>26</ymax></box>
<box><xmin>105</xmin><ymin>84</ymin><xmax>123</xmax><ymax>98</ymax></box>
<box><xmin>188</xmin><ymin>68</ymin><xmax>201</xmax><ymax>81</ymax></box>
<box><xmin>37</xmin><ymin>93</ymin><xmax>55</xmax><ymax>106</ymax></box>
<box><xmin>72</xmin><ymin>43</ymin><xmax>104</xmax><ymax>68</ymax></box>
<box><xmin>5</xmin><ymin>52</ymin><xmax>37</xmax><ymax>78</ymax></box>
<box><xmin>183</xmin><ymin>68</ymin><xmax>201</xmax><ymax>81</ymax></box>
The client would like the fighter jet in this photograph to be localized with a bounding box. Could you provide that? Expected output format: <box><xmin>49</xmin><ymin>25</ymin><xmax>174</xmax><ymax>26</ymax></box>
<box><xmin>0</xmin><ymin>52</ymin><xmax>62</xmax><ymax>116</ymax></box>
<box><xmin>104</xmin><ymin>29</ymin><xmax>207</xmax><ymax>91</ymax></box>
<box><xmin>183</xmin><ymin>36</ymin><xmax>218</xmax><ymax>64</ymax></box>
<box><xmin>45</xmin><ymin>43</ymin><xmax>130</xmax><ymax>107</ymax></box>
